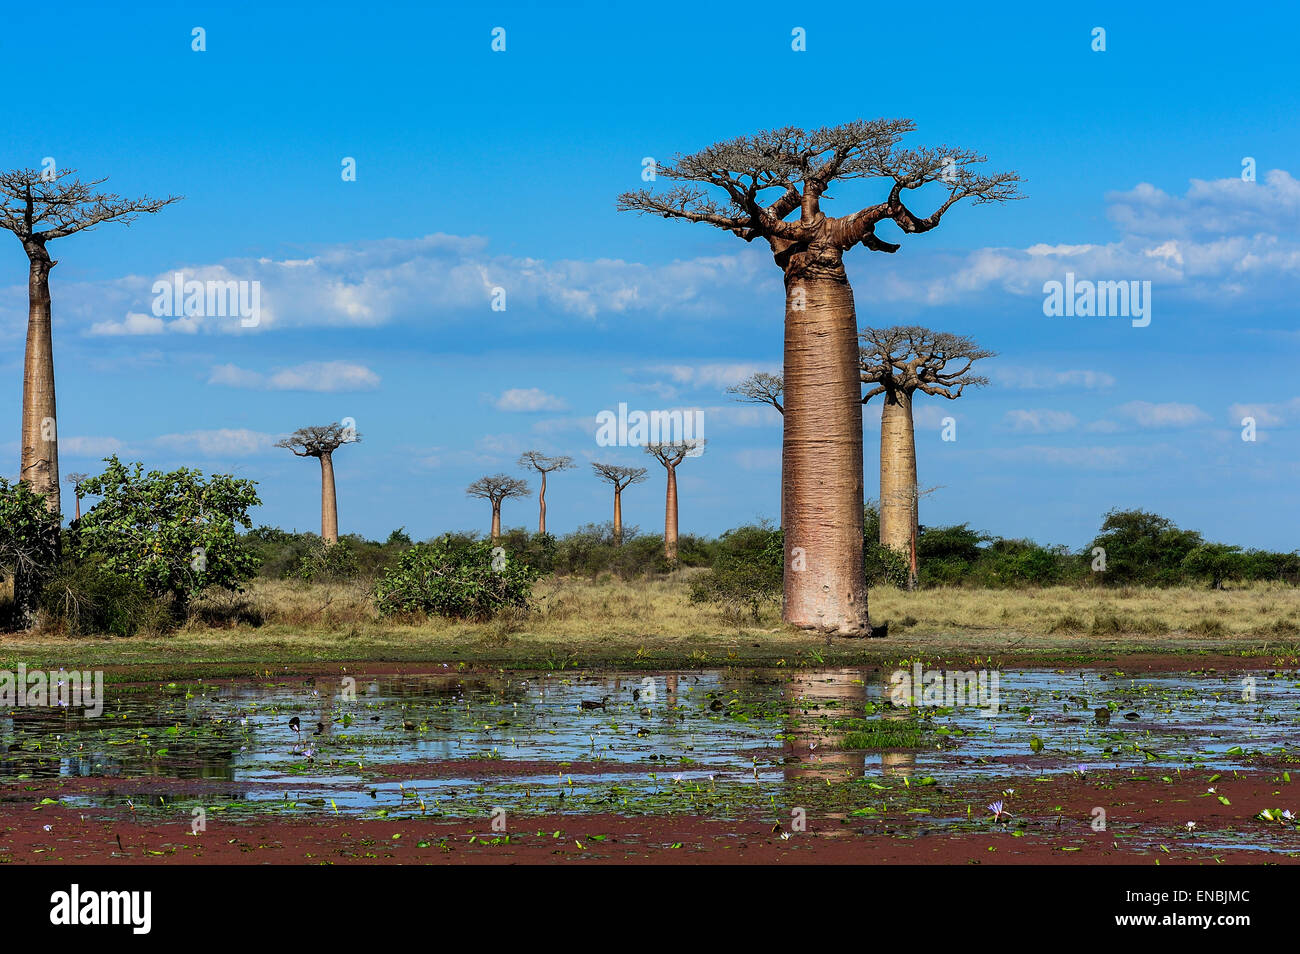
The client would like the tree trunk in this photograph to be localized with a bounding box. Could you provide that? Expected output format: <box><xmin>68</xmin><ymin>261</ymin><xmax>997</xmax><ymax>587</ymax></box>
<box><xmin>879</xmin><ymin>388</ymin><xmax>918</xmax><ymax>560</ymax></box>
<box><xmin>664</xmin><ymin>463</ymin><xmax>679</xmax><ymax>561</ymax></box>
<box><xmin>21</xmin><ymin>246</ymin><xmax>60</xmax><ymax>515</ymax></box>
<box><xmin>319</xmin><ymin>451</ymin><xmax>339</xmax><ymax>544</ymax></box>
<box><xmin>781</xmin><ymin>273</ymin><xmax>870</xmax><ymax>635</ymax></box>
<box><xmin>490</xmin><ymin>503</ymin><xmax>501</xmax><ymax>544</ymax></box>
<box><xmin>538</xmin><ymin>470</ymin><xmax>547</xmax><ymax>535</ymax></box>
<box><xmin>612</xmin><ymin>488</ymin><xmax>623</xmax><ymax>546</ymax></box>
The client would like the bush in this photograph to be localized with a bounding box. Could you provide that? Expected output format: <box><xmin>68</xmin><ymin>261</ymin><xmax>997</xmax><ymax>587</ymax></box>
<box><xmin>1182</xmin><ymin>544</ymin><xmax>1245</xmax><ymax>589</ymax></box>
<box><xmin>0</xmin><ymin>478</ymin><xmax>62</xmax><ymax>628</ymax></box>
<box><xmin>38</xmin><ymin>556</ymin><xmax>167</xmax><ymax>637</ymax></box>
<box><xmin>690</xmin><ymin>524</ymin><xmax>782</xmax><ymax>622</ymax></box>
<box><xmin>1089</xmin><ymin>508</ymin><xmax>1204</xmax><ymax>585</ymax></box>
<box><xmin>296</xmin><ymin>538</ymin><xmax>360</xmax><ymax>583</ymax></box>
<box><xmin>73</xmin><ymin>457</ymin><xmax>262</xmax><ymax>609</ymax></box>
<box><xmin>373</xmin><ymin>536</ymin><xmax>541</xmax><ymax>620</ymax></box>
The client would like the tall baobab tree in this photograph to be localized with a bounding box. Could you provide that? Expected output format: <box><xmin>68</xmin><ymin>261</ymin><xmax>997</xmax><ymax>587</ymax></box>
<box><xmin>466</xmin><ymin>474</ymin><xmax>530</xmax><ymax>545</ymax></box>
<box><xmin>860</xmin><ymin>326</ymin><xmax>994</xmax><ymax>578</ymax></box>
<box><xmin>620</xmin><ymin>121</ymin><xmax>1020</xmax><ymax>634</ymax></box>
<box><xmin>0</xmin><ymin>168</ymin><xmax>180</xmax><ymax>516</ymax></box>
<box><xmin>275</xmin><ymin>423</ymin><xmax>361</xmax><ymax>544</ymax></box>
<box><xmin>591</xmin><ymin>463</ymin><xmax>647</xmax><ymax>545</ymax></box>
<box><xmin>64</xmin><ymin>472</ymin><xmax>88</xmax><ymax>521</ymax></box>
<box><xmin>645</xmin><ymin>441</ymin><xmax>704</xmax><ymax>561</ymax></box>
<box><xmin>517</xmin><ymin>451</ymin><xmax>573</xmax><ymax>535</ymax></box>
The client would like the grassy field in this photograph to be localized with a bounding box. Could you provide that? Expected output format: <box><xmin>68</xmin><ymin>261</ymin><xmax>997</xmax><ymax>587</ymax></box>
<box><xmin>2</xmin><ymin>573</ymin><xmax>1299</xmax><ymax>673</ymax></box>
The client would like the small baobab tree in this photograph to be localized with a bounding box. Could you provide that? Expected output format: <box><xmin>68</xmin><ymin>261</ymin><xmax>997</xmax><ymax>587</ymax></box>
<box><xmin>591</xmin><ymin>463</ymin><xmax>647</xmax><ymax>545</ymax></box>
<box><xmin>860</xmin><ymin>326</ymin><xmax>994</xmax><ymax>574</ymax></box>
<box><xmin>466</xmin><ymin>474</ymin><xmax>530</xmax><ymax>545</ymax></box>
<box><xmin>64</xmin><ymin>472</ymin><xmax>89</xmax><ymax>521</ymax></box>
<box><xmin>0</xmin><ymin>168</ymin><xmax>181</xmax><ymax>516</ymax></box>
<box><xmin>621</xmin><ymin>120</ymin><xmax>1019</xmax><ymax>634</ymax></box>
<box><xmin>275</xmin><ymin>423</ymin><xmax>361</xmax><ymax>544</ymax></box>
<box><xmin>728</xmin><ymin>371</ymin><xmax>785</xmax><ymax>525</ymax></box>
<box><xmin>727</xmin><ymin>372</ymin><xmax>784</xmax><ymax>415</ymax></box>
<box><xmin>517</xmin><ymin>451</ymin><xmax>574</xmax><ymax>535</ymax></box>
<box><xmin>645</xmin><ymin>441</ymin><xmax>704</xmax><ymax>561</ymax></box>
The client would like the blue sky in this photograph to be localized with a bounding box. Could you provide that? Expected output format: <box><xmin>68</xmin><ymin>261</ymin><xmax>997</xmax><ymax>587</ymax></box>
<box><xmin>2</xmin><ymin>0</ymin><xmax>1298</xmax><ymax>551</ymax></box>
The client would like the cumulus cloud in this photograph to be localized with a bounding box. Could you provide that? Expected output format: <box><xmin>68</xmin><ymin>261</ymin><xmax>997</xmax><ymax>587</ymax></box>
<box><xmin>154</xmin><ymin>428</ymin><xmax>276</xmax><ymax>457</ymax></box>
<box><xmin>208</xmin><ymin>361</ymin><xmax>381</xmax><ymax>392</ymax></box>
<box><xmin>1113</xmin><ymin>401</ymin><xmax>1209</xmax><ymax>429</ymax></box>
<box><xmin>1004</xmin><ymin>409</ymin><xmax>1079</xmax><ymax>433</ymax></box>
<box><xmin>1229</xmin><ymin>397</ymin><xmax>1300</xmax><ymax>427</ymax></box>
<box><xmin>993</xmin><ymin>367</ymin><xmax>1117</xmax><ymax>390</ymax></box>
<box><xmin>494</xmin><ymin>387</ymin><xmax>569</xmax><ymax>412</ymax></box>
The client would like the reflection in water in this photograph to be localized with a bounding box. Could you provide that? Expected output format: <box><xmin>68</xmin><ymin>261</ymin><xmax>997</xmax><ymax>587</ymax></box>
<box><xmin>1</xmin><ymin>666</ymin><xmax>1293</xmax><ymax>815</ymax></box>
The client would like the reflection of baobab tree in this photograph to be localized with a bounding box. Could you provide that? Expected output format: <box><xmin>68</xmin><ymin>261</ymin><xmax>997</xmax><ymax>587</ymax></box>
<box><xmin>781</xmin><ymin>669</ymin><xmax>869</xmax><ymax>780</ymax></box>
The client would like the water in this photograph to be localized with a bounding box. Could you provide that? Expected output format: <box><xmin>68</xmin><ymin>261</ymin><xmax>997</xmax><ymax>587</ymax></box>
<box><xmin>5</xmin><ymin>665</ymin><xmax>1297</xmax><ymax>821</ymax></box>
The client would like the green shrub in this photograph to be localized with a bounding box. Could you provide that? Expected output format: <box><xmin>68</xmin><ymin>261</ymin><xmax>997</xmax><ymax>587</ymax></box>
<box><xmin>73</xmin><ymin>457</ymin><xmax>261</xmax><ymax>609</ymax></box>
<box><xmin>296</xmin><ymin>538</ymin><xmax>361</xmax><ymax>583</ymax></box>
<box><xmin>373</xmin><ymin>536</ymin><xmax>541</xmax><ymax>620</ymax></box>
<box><xmin>0</xmin><ymin>477</ymin><xmax>62</xmax><ymax>628</ymax></box>
<box><xmin>38</xmin><ymin>556</ymin><xmax>166</xmax><ymax>637</ymax></box>
<box><xmin>690</xmin><ymin>524</ymin><xmax>782</xmax><ymax>622</ymax></box>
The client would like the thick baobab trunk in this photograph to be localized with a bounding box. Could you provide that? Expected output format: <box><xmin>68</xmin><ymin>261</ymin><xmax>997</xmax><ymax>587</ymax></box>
<box><xmin>21</xmin><ymin>247</ymin><xmax>60</xmax><ymax>515</ymax></box>
<box><xmin>613</xmin><ymin>489</ymin><xmax>624</xmax><ymax>546</ymax></box>
<box><xmin>782</xmin><ymin>273</ymin><xmax>870</xmax><ymax>635</ymax></box>
<box><xmin>490</xmin><ymin>503</ymin><xmax>502</xmax><ymax>544</ymax></box>
<box><xmin>319</xmin><ymin>451</ymin><xmax>339</xmax><ymax>544</ymax></box>
<box><xmin>663</xmin><ymin>464</ymin><xmax>679</xmax><ymax>561</ymax></box>
<box><xmin>537</xmin><ymin>471</ymin><xmax>548</xmax><ymax>535</ymax></box>
<box><xmin>879</xmin><ymin>389</ymin><xmax>918</xmax><ymax>559</ymax></box>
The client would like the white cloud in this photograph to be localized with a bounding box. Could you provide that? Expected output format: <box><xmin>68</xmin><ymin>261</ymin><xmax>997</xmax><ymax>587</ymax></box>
<box><xmin>1004</xmin><ymin>409</ymin><xmax>1079</xmax><ymax>433</ymax></box>
<box><xmin>1229</xmin><ymin>397</ymin><xmax>1300</xmax><ymax>427</ymax></box>
<box><xmin>208</xmin><ymin>361</ymin><xmax>380</xmax><ymax>392</ymax></box>
<box><xmin>1113</xmin><ymin>401</ymin><xmax>1209</xmax><ymax>429</ymax></box>
<box><xmin>495</xmin><ymin>387</ymin><xmax>568</xmax><ymax>412</ymax></box>
<box><xmin>60</xmin><ymin>435</ymin><xmax>126</xmax><ymax>456</ymax></box>
<box><xmin>155</xmin><ymin>428</ymin><xmax>275</xmax><ymax>457</ymax></box>
<box><xmin>993</xmin><ymin>367</ymin><xmax>1117</xmax><ymax>390</ymax></box>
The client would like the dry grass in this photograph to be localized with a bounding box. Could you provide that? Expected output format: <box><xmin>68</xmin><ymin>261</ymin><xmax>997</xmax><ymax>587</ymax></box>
<box><xmin>3</xmin><ymin>575</ymin><xmax>1298</xmax><ymax>671</ymax></box>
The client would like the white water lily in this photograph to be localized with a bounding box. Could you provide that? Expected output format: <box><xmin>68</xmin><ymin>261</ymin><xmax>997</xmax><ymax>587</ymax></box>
<box><xmin>1185</xmin><ymin>821</ymin><xmax>1196</xmax><ymax>831</ymax></box>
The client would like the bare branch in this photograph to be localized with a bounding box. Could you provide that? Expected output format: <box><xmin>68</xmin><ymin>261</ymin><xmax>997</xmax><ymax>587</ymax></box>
<box><xmin>591</xmin><ymin>462</ymin><xmax>648</xmax><ymax>491</ymax></box>
<box><xmin>466</xmin><ymin>474</ymin><xmax>530</xmax><ymax>504</ymax></box>
<box><xmin>274</xmin><ymin>423</ymin><xmax>361</xmax><ymax>458</ymax></box>
<box><xmin>727</xmin><ymin>372</ymin><xmax>784</xmax><ymax>415</ymax></box>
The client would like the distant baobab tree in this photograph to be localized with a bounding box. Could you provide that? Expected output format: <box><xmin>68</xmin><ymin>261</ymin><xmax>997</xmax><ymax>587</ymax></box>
<box><xmin>645</xmin><ymin>441</ymin><xmax>704</xmax><ymax>561</ymax></box>
<box><xmin>861</xmin><ymin>326</ymin><xmax>994</xmax><ymax>577</ymax></box>
<box><xmin>275</xmin><ymin>423</ymin><xmax>361</xmax><ymax>544</ymax></box>
<box><xmin>620</xmin><ymin>121</ymin><xmax>1020</xmax><ymax>634</ymax></box>
<box><xmin>591</xmin><ymin>463</ymin><xmax>647</xmax><ymax>545</ymax></box>
<box><xmin>727</xmin><ymin>372</ymin><xmax>784</xmax><ymax>415</ymax></box>
<box><xmin>64</xmin><ymin>472</ymin><xmax>88</xmax><ymax>521</ymax></box>
<box><xmin>517</xmin><ymin>451</ymin><xmax>574</xmax><ymax>535</ymax></box>
<box><xmin>466</xmin><ymin>474</ymin><xmax>530</xmax><ymax>545</ymax></box>
<box><xmin>0</xmin><ymin>168</ymin><xmax>181</xmax><ymax>516</ymax></box>
<box><xmin>728</xmin><ymin>371</ymin><xmax>785</xmax><ymax>526</ymax></box>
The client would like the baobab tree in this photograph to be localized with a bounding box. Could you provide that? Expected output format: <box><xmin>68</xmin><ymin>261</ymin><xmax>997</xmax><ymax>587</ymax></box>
<box><xmin>645</xmin><ymin>441</ymin><xmax>704</xmax><ymax>561</ymax></box>
<box><xmin>0</xmin><ymin>168</ymin><xmax>180</xmax><ymax>516</ymax></box>
<box><xmin>620</xmin><ymin>121</ymin><xmax>1020</xmax><ymax>634</ymax></box>
<box><xmin>466</xmin><ymin>474</ymin><xmax>530</xmax><ymax>544</ymax></box>
<box><xmin>517</xmin><ymin>451</ymin><xmax>574</xmax><ymax>535</ymax></box>
<box><xmin>591</xmin><ymin>463</ymin><xmax>647</xmax><ymax>545</ymax></box>
<box><xmin>275</xmin><ymin>423</ymin><xmax>361</xmax><ymax>544</ymax></box>
<box><xmin>64</xmin><ymin>472</ymin><xmax>88</xmax><ymax>521</ymax></box>
<box><xmin>861</xmin><ymin>326</ymin><xmax>994</xmax><ymax>577</ymax></box>
<box><xmin>727</xmin><ymin>372</ymin><xmax>784</xmax><ymax>414</ymax></box>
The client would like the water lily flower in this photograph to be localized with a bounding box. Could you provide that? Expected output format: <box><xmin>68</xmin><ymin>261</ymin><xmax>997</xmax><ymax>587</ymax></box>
<box><xmin>1185</xmin><ymin>821</ymin><xmax>1196</xmax><ymax>831</ymax></box>
<box><xmin>988</xmin><ymin>800</ymin><xmax>1012</xmax><ymax>822</ymax></box>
